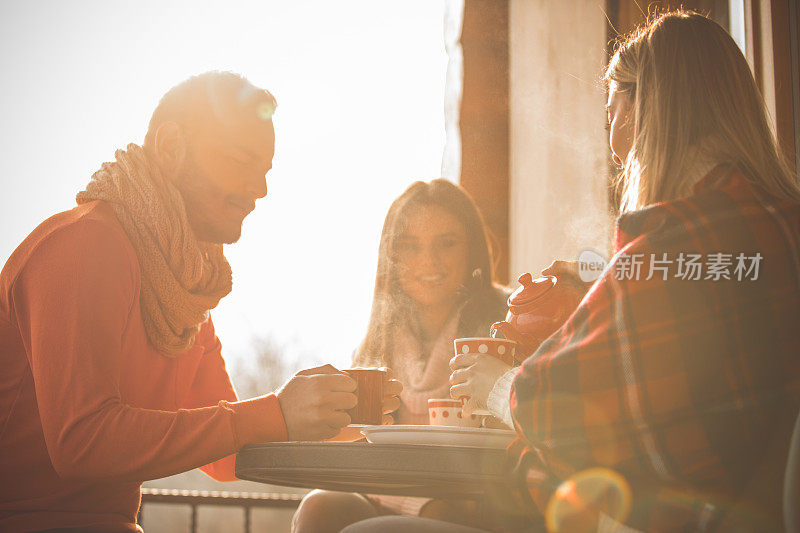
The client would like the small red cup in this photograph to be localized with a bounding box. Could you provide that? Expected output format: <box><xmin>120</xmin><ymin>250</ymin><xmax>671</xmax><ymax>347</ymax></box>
<box><xmin>428</xmin><ymin>398</ymin><xmax>481</xmax><ymax>428</ymax></box>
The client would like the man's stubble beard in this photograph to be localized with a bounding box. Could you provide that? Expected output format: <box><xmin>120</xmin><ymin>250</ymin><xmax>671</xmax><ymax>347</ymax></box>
<box><xmin>174</xmin><ymin>156</ymin><xmax>243</xmax><ymax>245</ymax></box>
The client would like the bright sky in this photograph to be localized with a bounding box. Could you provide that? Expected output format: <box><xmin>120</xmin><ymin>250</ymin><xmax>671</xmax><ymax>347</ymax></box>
<box><xmin>0</xmin><ymin>1</ymin><xmax>448</xmax><ymax>375</ymax></box>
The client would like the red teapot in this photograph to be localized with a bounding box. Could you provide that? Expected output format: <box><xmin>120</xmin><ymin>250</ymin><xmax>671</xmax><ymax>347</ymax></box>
<box><xmin>490</xmin><ymin>273</ymin><xmax>585</xmax><ymax>361</ymax></box>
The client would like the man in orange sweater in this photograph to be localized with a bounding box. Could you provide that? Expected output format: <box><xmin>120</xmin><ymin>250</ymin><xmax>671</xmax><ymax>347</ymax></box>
<box><xmin>0</xmin><ymin>71</ymin><xmax>399</xmax><ymax>532</ymax></box>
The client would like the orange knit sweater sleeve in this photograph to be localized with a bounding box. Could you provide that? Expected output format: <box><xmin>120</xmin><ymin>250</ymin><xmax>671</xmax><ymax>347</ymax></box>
<box><xmin>182</xmin><ymin>319</ymin><xmax>283</xmax><ymax>482</ymax></box>
<box><xmin>10</xmin><ymin>218</ymin><xmax>286</xmax><ymax>483</ymax></box>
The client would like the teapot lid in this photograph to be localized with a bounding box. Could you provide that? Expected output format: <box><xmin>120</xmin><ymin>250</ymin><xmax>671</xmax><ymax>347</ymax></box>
<box><xmin>508</xmin><ymin>273</ymin><xmax>555</xmax><ymax>307</ymax></box>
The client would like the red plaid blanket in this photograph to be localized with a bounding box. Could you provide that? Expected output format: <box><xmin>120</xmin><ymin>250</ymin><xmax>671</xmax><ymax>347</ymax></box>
<box><xmin>510</xmin><ymin>166</ymin><xmax>800</xmax><ymax>530</ymax></box>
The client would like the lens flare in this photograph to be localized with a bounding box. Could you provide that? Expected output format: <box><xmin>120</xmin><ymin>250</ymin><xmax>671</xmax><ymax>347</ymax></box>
<box><xmin>545</xmin><ymin>467</ymin><xmax>632</xmax><ymax>533</ymax></box>
<box><xmin>256</xmin><ymin>101</ymin><xmax>275</xmax><ymax>121</ymax></box>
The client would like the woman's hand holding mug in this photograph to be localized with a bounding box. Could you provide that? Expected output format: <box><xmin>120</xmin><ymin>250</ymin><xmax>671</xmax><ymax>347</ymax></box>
<box><xmin>449</xmin><ymin>350</ymin><xmax>512</xmax><ymax>416</ymax></box>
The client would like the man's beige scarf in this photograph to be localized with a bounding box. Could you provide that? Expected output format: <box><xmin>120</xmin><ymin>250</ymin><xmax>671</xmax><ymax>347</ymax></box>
<box><xmin>77</xmin><ymin>144</ymin><xmax>232</xmax><ymax>356</ymax></box>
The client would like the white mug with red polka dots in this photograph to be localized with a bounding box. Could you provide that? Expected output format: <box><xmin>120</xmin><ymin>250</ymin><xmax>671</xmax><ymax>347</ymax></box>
<box><xmin>427</xmin><ymin>398</ymin><xmax>481</xmax><ymax>428</ymax></box>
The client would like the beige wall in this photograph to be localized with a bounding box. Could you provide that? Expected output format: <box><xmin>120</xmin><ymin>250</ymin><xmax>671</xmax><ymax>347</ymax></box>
<box><xmin>508</xmin><ymin>0</ymin><xmax>613</xmax><ymax>280</ymax></box>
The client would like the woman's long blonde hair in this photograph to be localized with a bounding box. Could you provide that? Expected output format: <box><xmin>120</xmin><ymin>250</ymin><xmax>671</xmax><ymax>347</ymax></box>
<box><xmin>604</xmin><ymin>10</ymin><xmax>800</xmax><ymax>212</ymax></box>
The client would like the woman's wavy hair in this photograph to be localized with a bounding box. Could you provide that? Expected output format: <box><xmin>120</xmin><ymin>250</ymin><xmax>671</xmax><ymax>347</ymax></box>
<box><xmin>604</xmin><ymin>10</ymin><xmax>800</xmax><ymax>212</ymax></box>
<box><xmin>354</xmin><ymin>179</ymin><xmax>508</xmax><ymax>367</ymax></box>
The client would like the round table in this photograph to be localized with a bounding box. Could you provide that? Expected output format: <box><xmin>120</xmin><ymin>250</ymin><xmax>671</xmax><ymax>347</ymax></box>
<box><xmin>235</xmin><ymin>442</ymin><xmax>514</xmax><ymax>498</ymax></box>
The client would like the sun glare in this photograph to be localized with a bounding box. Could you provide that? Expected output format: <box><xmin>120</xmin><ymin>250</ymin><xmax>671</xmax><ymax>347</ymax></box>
<box><xmin>0</xmin><ymin>1</ymin><xmax>448</xmax><ymax>375</ymax></box>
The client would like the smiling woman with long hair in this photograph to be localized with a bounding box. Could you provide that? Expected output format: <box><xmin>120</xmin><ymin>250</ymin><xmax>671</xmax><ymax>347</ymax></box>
<box><xmin>291</xmin><ymin>179</ymin><xmax>510</xmax><ymax>533</ymax></box>
<box><xmin>355</xmin><ymin>179</ymin><xmax>509</xmax><ymax>393</ymax></box>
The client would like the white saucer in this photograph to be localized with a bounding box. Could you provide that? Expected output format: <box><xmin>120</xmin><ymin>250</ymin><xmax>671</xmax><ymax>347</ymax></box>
<box><xmin>361</xmin><ymin>425</ymin><xmax>517</xmax><ymax>449</ymax></box>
